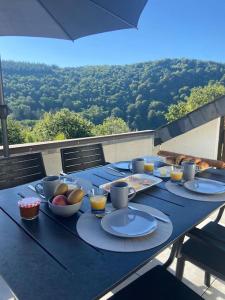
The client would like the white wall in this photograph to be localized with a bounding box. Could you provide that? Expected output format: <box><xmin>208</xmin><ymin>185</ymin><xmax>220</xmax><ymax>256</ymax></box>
<box><xmin>42</xmin><ymin>136</ymin><xmax>154</xmax><ymax>175</ymax></box>
<box><xmin>104</xmin><ymin>137</ymin><xmax>153</xmax><ymax>163</ymax></box>
<box><xmin>154</xmin><ymin>118</ymin><xmax>221</xmax><ymax>159</ymax></box>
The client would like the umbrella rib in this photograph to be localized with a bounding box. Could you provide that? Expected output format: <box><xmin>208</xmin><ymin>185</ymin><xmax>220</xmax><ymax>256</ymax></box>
<box><xmin>36</xmin><ymin>0</ymin><xmax>74</xmax><ymax>41</ymax></box>
<box><xmin>88</xmin><ymin>0</ymin><xmax>138</xmax><ymax>29</ymax></box>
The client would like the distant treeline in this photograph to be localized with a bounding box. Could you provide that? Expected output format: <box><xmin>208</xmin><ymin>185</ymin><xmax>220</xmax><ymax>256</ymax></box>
<box><xmin>3</xmin><ymin>58</ymin><xmax>225</xmax><ymax>130</ymax></box>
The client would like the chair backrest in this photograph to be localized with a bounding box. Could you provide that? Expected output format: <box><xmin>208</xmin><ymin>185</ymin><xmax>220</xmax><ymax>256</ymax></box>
<box><xmin>0</xmin><ymin>152</ymin><xmax>46</xmax><ymax>190</ymax></box>
<box><xmin>61</xmin><ymin>143</ymin><xmax>106</xmax><ymax>173</ymax></box>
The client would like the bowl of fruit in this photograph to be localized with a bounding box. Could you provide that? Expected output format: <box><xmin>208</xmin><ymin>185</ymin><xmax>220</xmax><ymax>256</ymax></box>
<box><xmin>48</xmin><ymin>183</ymin><xmax>84</xmax><ymax>217</ymax></box>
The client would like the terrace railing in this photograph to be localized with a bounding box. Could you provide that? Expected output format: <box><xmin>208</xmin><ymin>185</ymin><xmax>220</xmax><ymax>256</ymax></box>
<box><xmin>0</xmin><ymin>130</ymin><xmax>154</xmax><ymax>175</ymax></box>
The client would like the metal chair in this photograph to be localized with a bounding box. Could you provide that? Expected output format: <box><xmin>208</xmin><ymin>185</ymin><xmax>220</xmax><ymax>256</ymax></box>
<box><xmin>61</xmin><ymin>143</ymin><xmax>108</xmax><ymax>173</ymax></box>
<box><xmin>0</xmin><ymin>152</ymin><xmax>46</xmax><ymax>189</ymax></box>
<box><xmin>110</xmin><ymin>265</ymin><xmax>203</xmax><ymax>300</ymax></box>
<box><xmin>176</xmin><ymin>205</ymin><xmax>225</xmax><ymax>287</ymax></box>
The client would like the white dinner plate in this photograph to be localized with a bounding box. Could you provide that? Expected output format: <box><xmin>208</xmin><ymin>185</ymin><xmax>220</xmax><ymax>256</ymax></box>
<box><xmin>100</xmin><ymin>173</ymin><xmax>162</xmax><ymax>194</ymax></box>
<box><xmin>101</xmin><ymin>208</ymin><xmax>158</xmax><ymax>238</ymax></box>
<box><xmin>112</xmin><ymin>157</ymin><xmax>165</xmax><ymax>171</ymax></box>
<box><xmin>184</xmin><ymin>178</ymin><xmax>225</xmax><ymax>195</ymax></box>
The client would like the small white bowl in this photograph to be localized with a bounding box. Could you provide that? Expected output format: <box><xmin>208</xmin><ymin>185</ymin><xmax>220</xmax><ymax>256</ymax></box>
<box><xmin>48</xmin><ymin>198</ymin><xmax>83</xmax><ymax>217</ymax></box>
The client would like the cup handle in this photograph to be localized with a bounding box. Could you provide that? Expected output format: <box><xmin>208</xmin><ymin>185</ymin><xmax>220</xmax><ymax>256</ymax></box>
<box><xmin>129</xmin><ymin>162</ymin><xmax>133</xmax><ymax>172</ymax></box>
<box><xmin>195</xmin><ymin>166</ymin><xmax>200</xmax><ymax>173</ymax></box>
<box><xmin>35</xmin><ymin>183</ymin><xmax>45</xmax><ymax>198</ymax></box>
<box><xmin>128</xmin><ymin>187</ymin><xmax>136</xmax><ymax>201</ymax></box>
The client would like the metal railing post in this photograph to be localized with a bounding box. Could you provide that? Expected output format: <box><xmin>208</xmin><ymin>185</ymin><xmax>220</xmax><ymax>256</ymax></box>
<box><xmin>0</xmin><ymin>57</ymin><xmax>9</xmax><ymax>157</ymax></box>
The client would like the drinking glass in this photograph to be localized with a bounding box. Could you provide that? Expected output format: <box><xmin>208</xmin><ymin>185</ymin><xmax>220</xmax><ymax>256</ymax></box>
<box><xmin>144</xmin><ymin>160</ymin><xmax>154</xmax><ymax>173</ymax></box>
<box><xmin>18</xmin><ymin>197</ymin><xmax>41</xmax><ymax>220</ymax></box>
<box><xmin>89</xmin><ymin>188</ymin><xmax>107</xmax><ymax>215</ymax></box>
<box><xmin>159</xmin><ymin>167</ymin><xmax>168</xmax><ymax>177</ymax></box>
<box><xmin>170</xmin><ymin>166</ymin><xmax>183</xmax><ymax>183</ymax></box>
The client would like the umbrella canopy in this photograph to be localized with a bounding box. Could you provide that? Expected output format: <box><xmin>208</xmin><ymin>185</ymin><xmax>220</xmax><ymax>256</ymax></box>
<box><xmin>0</xmin><ymin>0</ymin><xmax>147</xmax><ymax>40</ymax></box>
<box><xmin>0</xmin><ymin>0</ymin><xmax>148</xmax><ymax>157</ymax></box>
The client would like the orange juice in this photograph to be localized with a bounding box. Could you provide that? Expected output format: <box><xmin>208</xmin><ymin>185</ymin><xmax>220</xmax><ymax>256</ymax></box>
<box><xmin>170</xmin><ymin>170</ymin><xmax>183</xmax><ymax>182</ymax></box>
<box><xmin>90</xmin><ymin>195</ymin><xmax>107</xmax><ymax>211</ymax></box>
<box><xmin>144</xmin><ymin>163</ymin><xmax>154</xmax><ymax>172</ymax></box>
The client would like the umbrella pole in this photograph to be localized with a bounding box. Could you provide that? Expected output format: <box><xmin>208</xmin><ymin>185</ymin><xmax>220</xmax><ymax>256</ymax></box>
<box><xmin>0</xmin><ymin>57</ymin><xmax>9</xmax><ymax>157</ymax></box>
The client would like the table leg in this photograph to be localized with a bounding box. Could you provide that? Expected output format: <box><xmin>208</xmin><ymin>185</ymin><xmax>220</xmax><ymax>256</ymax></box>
<box><xmin>163</xmin><ymin>236</ymin><xmax>184</xmax><ymax>268</ymax></box>
<box><xmin>214</xmin><ymin>205</ymin><xmax>225</xmax><ymax>223</ymax></box>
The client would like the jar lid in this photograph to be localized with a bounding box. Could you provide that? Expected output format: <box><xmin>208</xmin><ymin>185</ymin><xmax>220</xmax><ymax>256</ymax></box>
<box><xmin>18</xmin><ymin>197</ymin><xmax>40</xmax><ymax>208</ymax></box>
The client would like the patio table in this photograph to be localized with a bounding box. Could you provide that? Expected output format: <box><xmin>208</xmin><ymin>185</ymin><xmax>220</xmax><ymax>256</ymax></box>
<box><xmin>0</xmin><ymin>164</ymin><xmax>224</xmax><ymax>300</ymax></box>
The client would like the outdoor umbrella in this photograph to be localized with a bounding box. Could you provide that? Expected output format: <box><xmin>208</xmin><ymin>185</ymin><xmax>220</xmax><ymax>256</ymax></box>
<box><xmin>0</xmin><ymin>0</ymin><xmax>148</xmax><ymax>157</ymax></box>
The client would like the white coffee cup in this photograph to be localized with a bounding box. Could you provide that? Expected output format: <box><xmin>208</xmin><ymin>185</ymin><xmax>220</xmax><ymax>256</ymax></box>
<box><xmin>35</xmin><ymin>176</ymin><xmax>60</xmax><ymax>199</ymax></box>
<box><xmin>110</xmin><ymin>181</ymin><xmax>136</xmax><ymax>209</ymax></box>
<box><xmin>130</xmin><ymin>158</ymin><xmax>145</xmax><ymax>174</ymax></box>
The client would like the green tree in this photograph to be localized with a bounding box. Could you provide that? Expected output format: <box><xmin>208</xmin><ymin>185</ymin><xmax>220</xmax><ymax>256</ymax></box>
<box><xmin>81</xmin><ymin>105</ymin><xmax>107</xmax><ymax>124</ymax></box>
<box><xmin>22</xmin><ymin>127</ymin><xmax>36</xmax><ymax>143</ymax></box>
<box><xmin>93</xmin><ymin>117</ymin><xmax>129</xmax><ymax>136</ymax></box>
<box><xmin>186</xmin><ymin>83</ymin><xmax>225</xmax><ymax>110</ymax></box>
<box><xmin>166</xmin><ymin>83</ymin><xmax>225</xmax><ymax>122</ymax></box>
<box><xmin>32</xmin><ymin>109</ymin><xmax>94</xmax><ymax>141</ymax></box>
<box><xmin>3</xmin><ymin>58</ymin><xmax>225</xmax><ymax>131</ymax></box>
<box><xmin>0</xmin><ymin>118</ymin><xmax>25</xmax><ymax>145</ymax></box>
<box><xmin>165</xmin><ymin>101</ymin><xmax>189</xmax><ymax>122</ymax></box>
<box><xmin>147</xmin><ymin>110</ymin><xmax>166</xmax><ymax>129</ymax></box>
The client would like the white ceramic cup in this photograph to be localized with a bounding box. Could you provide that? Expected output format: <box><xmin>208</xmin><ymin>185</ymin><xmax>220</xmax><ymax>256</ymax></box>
<box><xmin>182</xmin><ymin>161</ymin><xmax>196</xmax><ymax>181</ymax></box>
<box><xmin>110</xmin><ymin>181</ymin><xmax>136</xmax><ymax>209</ymax></box>
<box><xmin>130</xmin><ymin>158</ymin><xmax>145</xmax><ymax>174</ymax></box>
<box><xmin>35</xmin><ymin>176</ymin><xmax>60</xmax><ymax>199</ymax></box>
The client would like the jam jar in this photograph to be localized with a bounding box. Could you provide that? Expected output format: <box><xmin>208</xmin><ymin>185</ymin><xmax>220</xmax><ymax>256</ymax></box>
<box><xmin>18</xmin><ymin>197</ymin><xmax>40</xmax><ymax>220</ymax></box>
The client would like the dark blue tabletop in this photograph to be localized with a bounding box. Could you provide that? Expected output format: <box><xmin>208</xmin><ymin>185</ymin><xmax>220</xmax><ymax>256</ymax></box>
<box><xmin>0</xmin><ymin>165</ymin><xmax>224</xmax><ymax>300</ymax></box>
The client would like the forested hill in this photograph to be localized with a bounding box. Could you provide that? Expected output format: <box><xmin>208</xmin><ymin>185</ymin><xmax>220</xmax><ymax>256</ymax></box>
<box><xmin>3</xmin><ymin>58</ymin><xmax>225</xmax><ymax>130</ymax></box>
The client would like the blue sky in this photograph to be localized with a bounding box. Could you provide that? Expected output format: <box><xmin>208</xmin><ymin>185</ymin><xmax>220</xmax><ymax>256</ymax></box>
<box><xmin>0</xmin><ymin>0</ymin><xmax>225</xmax><ymax>67</ymax></box>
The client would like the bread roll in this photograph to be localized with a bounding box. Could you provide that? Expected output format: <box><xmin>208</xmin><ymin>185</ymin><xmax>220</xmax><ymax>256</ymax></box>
<box><xmin>176</xmin><ymin>155</ymin><xmax>186</xmax><ymax>165</ymax></box>
<box><xmin>197</xmin><ymin>161</ymin><xmax>210</xmax><ymax>170</ymax></box>
<box><xmin>157</xmin><ymin>150</ymin><xmax>225</xmax><ymax>169</ymax></box>
<box><xmin>165</xmin><ymin>156</ymin><xmax>176</xmax><ymax>164</ymax></box>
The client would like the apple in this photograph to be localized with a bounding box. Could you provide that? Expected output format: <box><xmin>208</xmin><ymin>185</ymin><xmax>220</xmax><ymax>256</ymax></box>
<box><xmin>52</xmin><ymin>195</ymin><xmax>67</xmax><ymax>206</ymax></box>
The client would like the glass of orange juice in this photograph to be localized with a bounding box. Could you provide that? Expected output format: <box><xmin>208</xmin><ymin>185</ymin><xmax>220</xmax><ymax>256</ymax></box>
<box><xmin>170</xmin><ymin>166</ymin><xmax>183</xmax><ymax>183</ymax></box>
<box><xmin>144</xmin><ymin>161</ymin><xmax>154</xmax><ymax>173</ymax></box>
<box><xmin>89</xmin><ymin>188</ymin><xmax>107</xmax><ymax>215</ymax></box>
